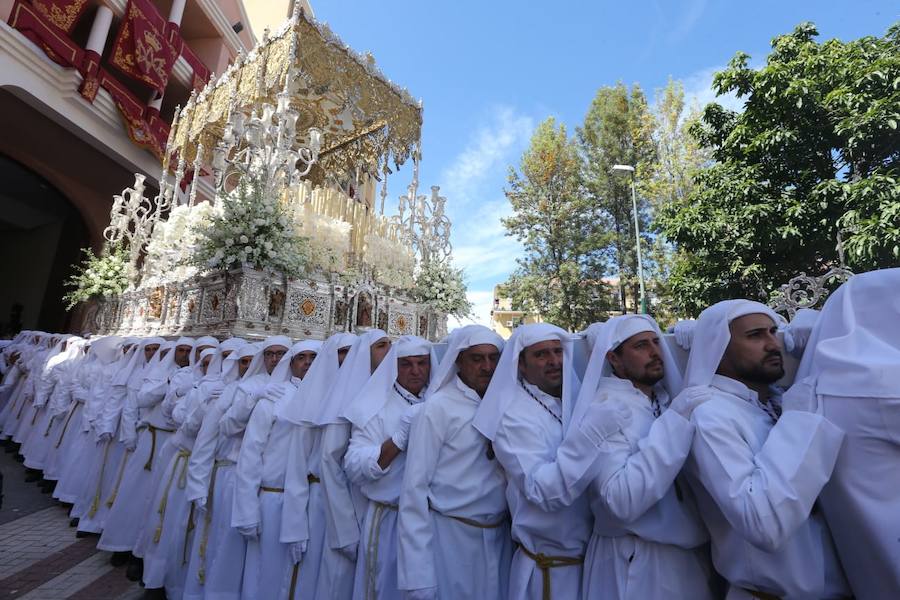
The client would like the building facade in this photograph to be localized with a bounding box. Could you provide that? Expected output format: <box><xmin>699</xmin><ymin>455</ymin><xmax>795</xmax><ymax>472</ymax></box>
<box><xmin>0</xmin><ymin>0</ymin><xmax>321</xmax><ymax>335</ymax></box>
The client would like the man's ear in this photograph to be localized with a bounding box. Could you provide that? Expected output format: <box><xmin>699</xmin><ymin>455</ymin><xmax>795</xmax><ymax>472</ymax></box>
<box><xmin>606</xmin><ymin>350</ymin><xmax>620</xmax><ymax>377</ymax></box>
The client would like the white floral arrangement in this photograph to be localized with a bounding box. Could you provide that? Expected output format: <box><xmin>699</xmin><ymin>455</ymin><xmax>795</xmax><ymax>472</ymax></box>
<box><xmin>294</xmin><ymin>204</ymin><xmax>352</xmax><ymax>272</ymax></box>
<box><xmin>365</xmin><ymin>232</ymin><xmax>416</xmax><ymax>289</ymax></box>
<box><xmin>143</xmin><ymin>202</ymin><xmax>218</xmax><ymax>284</ymax></box>
<box><xmin>63</xmin><ymin>245</ymin><xmax>131</xmax><ymax>309</ymax></box>
<box><xmin>190</xmin><ymin>176</ymin><xmax>310</xmax><ymax>278</ymax></box>
<box><xmin>414</xmin><ymin>260</ymin><xmax>472</xmax><ymax>318</ymax></box>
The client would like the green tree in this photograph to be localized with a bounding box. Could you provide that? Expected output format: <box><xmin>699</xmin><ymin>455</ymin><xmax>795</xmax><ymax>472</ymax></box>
<box><xmin>643</xmin><ymin>79</ymin><xmax>712</xmax><ymax>326</ymax></box>
<box><xmin>501</xmin><ymin>118</ymin><xmax>612</xmax><ymax>331</ymax></box>
<box><xmin>658</xmin><ymin>22</ymin><xmax>900</xmax><ymax>315</ymax></box>
<box><xmin>577</xmin><ymin>83</ymin><xmax>656</xmax><ymax>314</ymax></box>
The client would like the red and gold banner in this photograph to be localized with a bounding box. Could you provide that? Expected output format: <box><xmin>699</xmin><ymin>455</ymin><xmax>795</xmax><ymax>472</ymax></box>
<box><xmin>110</xmin><ymin>0</ymin><xmax>179</xmax><ymax>94</ymax></box>
<box><xmin>28</xmin><ymin>0</ymin><xmax>88</xmax><ymax>34</ymax></box>
<box><xmin>8</xmin><ymin>0</ymin><xmax>84</xmax><ymax>67</ymax></box>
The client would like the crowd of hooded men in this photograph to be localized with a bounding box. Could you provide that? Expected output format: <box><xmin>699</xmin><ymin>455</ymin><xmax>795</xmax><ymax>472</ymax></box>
<box><xmin>0</xmin><ymin>267</ymin><xmax>897</xmax><ymax>600</ymax></box>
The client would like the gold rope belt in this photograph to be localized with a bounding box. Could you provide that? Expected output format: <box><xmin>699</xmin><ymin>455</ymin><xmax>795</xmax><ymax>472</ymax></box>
<box><xmin>428</xmin><ymin>500</ymin><xmax>507</xmax><ymax>529</ymax></box>
<box><xmin>87</xmin><ymin>439</ymin><xmax>112</xmax><ymax>518</ymax></box>
<box><xmin>197</xmin><ymin>459</ymin><xmax>235</xmax><ymax>584</ymax></box>
<box><xmin>307</xmin><ymin>473</ymin><xmax>320</xmax><ymax>484</ymax></box>
<box><xmin>54</xmin><ymin>403</ymin><xmax>79</xmax><ymax>448</ymax></box>
<box><xmin>142</xmin><ymin>424</ymin><xmax>175</xmax><ymax>471</ymax></box>
<box><xmin>153</xmin><ymin>449</ymin><xmax>191</xmax><ymax>543</ymax></box>
<box><xmin>15</xmin><ymin>390</ymin><xmax>30</xmax><ymax>420</ymax></box>
<box><xmin>43</xmin><ymin>413</ymin><xmax>56</xmax><ymax>437</ymax></box>
<box><xmin>366</xmin><ymin>501</ymin><xmax>398</xmax><ymax>600</ymax></box>
<box><xmin>183</xmin><ymin>503</ymin><xmax>195</xmax><ymax>566</ymax></box>
<box><xmin>288</xmin><ymin>562</ymin><xmax>300</xmax><ymax>600</ymax></box>
<box><xmin>105</xmin><ymin>448</ymin><xmax>133</xmax><ymax>508</ymax></box>
<box><xmin>519</xmin><ymin>544</ymin><xmax>584</xmax><ymax>600</ymax></box>
<box><xmin>260</xmin><ymin>486</ymin><xmax>285</xmax><ymax>493</ymax></box>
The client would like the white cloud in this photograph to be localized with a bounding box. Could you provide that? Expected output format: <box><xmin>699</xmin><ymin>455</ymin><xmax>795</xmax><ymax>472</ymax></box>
<box><xmin>681</xmin><ymin>65</ymin><xmax>745</xmax><ymax>114</ymax></box>
<box><xmin>436</xmin><ymin>105</ymin><xmax>537</xmax><ymax>333</ymax></box>
<box><xmin>440</xmin><ymin>106</ymin><xmax>534</xmax><ymax>206</ymax></box>
<box><xmin>448</xmin><ymin>289</ymin><xmax>495</xmax><ymax>331</ymax></box>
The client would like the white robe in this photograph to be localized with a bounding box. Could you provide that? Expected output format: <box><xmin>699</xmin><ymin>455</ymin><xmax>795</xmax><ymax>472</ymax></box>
<box><xmin>345</xmin><ymin>386</ymin><xmax>420</xmax><ymax>600</ymax></box>
<box><xmin>281</xmin><ymin>421</ymin><xmax>335</xmax><ymax>600</ymax></box>
<box><xmin>185</xmin><ymin>379</ymin><xmax>255</xmax><ymax>600</ymax></box>
<box><xmin>232</xmin><ymin>379</ymin><xmax>303</xmax><ymax>600</ymax></box>
<box><xmin>398</xmin><ymin>376</ymin><xmax>512</xmax><ymax>600</ymax></box>
<box><xmin>582</xmin><ymin>377</ymin><xmax>713</xmax><ymax>599</ymax></box>
<box><xmin>319</xmin><ymin>421</ymin><xmax>362</xmax><ymax>600</ymax></box>
<box><xmin>142</xmin><ymin>380</ymin><xmax>217</xmax><ymax>597</ymax></box>
<box><xmin>816</xmin><ymin>390</ymin><xmax>900</xmax><ymax>599</ymax></box>
<box><xmin>492</xmin><ymin>381</ymin><xmax>598</xmax><ymax>600</ymax></box>
<box><xmin>98</xmin><ymin>366</ymin><xmax>178</xmax><ymax>552</ymax></box>
<box><xmin>687</xmin><ymin>375</ymin><xmax>849</xmax><ymax>599</ymax></box>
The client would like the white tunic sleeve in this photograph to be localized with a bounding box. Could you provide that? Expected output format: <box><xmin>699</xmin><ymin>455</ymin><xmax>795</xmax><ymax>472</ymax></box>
<box><xmin>120</xmin><ymin>388</ymin><xmax>141</xmax><ymax>443</ymax></box>
<box><xmin>397</xmin><ymin>401</ymin><xmax>445</xmax><ymax>591</ymax></box>
<box><xmin>690</xmin><ymin>404</ymin><xmax>844</xmax><ymax>552</ymax></box>
<box><xmin>280</xmin><ymin>426</ymin><xmax>311</xmax><ymax>544</ymax></box>
<box><xmin>344</xmin><ymin>415</ymin><xmax>390</xmax><ymax>484</ymax></box>
<box><xmin>320</xmin><ymin>422</ymin><xmax>361</xmax><ymax>549</ymax></box>
<box><xmin>219</xmin><ymin>386</ymin><xmax>256</xmax><ymax>437</ymax></box>
<box><xmin>594</xmin><ymin>406</ymin><xmax>695</xmax><ymax>523</ymax></box>
<box><xmin>494</xmin><ymin>405</ymin><xmax>605</xmax><ymax>512</ymax></box>
<box><xmin>185</xmin><ymin>389</ymin><xmax>233</xmax><ymax>502</ymax></box>
<box><xmin>96</xmin><ymin>386</ymin><xmax>126</xmax><ymax>436</ymax></box>
<box><xmin>232</xmin><ymin>398</ymin><xmax>276</xmax><ymax>529</ymax></box>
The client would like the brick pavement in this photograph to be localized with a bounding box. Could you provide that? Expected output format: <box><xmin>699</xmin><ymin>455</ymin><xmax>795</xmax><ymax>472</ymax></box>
<box><xmin>0</xmin><ymin>447</ymin><xmax>143</xmax><ymax>599</ymax></box>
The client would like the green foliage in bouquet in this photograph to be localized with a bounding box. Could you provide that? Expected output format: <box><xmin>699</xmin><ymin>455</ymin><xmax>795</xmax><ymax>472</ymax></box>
<box><xmin>414</xmin><ymin>260</ymin><xmax>472</xmax><ymax>318</ymax></box>
<box><xmin>191</xmin><ymin>176</ymin><xmax>310</xmax><ymax>278</ymax></box>
<box><xmin>63</xmin><ymin>245</ymin><xmax>130</xmax><ymax>309</ymax></box>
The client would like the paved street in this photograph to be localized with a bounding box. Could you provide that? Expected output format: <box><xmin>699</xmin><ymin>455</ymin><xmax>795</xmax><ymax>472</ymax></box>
<box><xmin>0</xmin><ymin>448</ymin><xmax>142</xmax><ymax>599</ymax></box>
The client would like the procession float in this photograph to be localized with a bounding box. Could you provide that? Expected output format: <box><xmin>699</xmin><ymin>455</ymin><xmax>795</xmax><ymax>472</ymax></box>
<box><xmin>69</xmin><ymin>6</ymin><xmax>469</xmax><ymax>341</ymax></box>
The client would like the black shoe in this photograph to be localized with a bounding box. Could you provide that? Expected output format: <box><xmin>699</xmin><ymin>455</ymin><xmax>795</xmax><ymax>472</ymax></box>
<box><xmin>39</xmin><ymin>480</ymin><xmax>55</xmax><ymax>494</ymax></box>
<box><xmin>143</xmin><ymin>588</ymin><xmax>167</xmax><ymax>600</ymax></box>
<box><xmin>75</xmin><ymin>530</ymin><xmax>98</xmax><ymax>539</ymax></box>
<box><xmin>13</xmin><ymin>454</ymin><xmax>24</xmax><ymax>463</ymax></box>
<box><xmin>24</xmin><ymin>470</ymin><xmax>41</xmax><ymax>482</ymax></box>
<box><xmin>110</xmin><ymin>551</ymin><xmax>130</xmax><ymax>567</ymax></box>
<box><xmin>69</xmin><ymin>517</ymin><xmax>79</xmax><ymax>528</ymax></box>
<box><xmin>126</xmin><ymin>558</ymin><xmax>143</xmax><ymax>582</ymax></box>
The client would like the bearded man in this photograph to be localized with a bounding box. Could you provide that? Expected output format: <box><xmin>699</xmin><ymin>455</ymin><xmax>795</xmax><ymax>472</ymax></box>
<box><xmin>682</xmin><ymin>300</ymin><xmax>849</xmax><ymax>599</ymax></box>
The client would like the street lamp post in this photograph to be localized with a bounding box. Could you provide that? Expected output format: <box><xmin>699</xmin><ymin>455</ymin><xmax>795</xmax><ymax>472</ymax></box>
<box><xmin>612</xmin><ymin>164</ymin><xmax>647</xmax><ymax>314</ymax></box>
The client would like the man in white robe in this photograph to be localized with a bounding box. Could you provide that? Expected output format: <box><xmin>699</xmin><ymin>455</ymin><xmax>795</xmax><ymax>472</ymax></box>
<box><xmin>183</xmin><ymin>343</ymin><xmax>255</xmax><ymax>600</ymax></box>
<box><xmin>233</xmin><ymin>339</ymin><xmax>321</xmax><ymax>599</ymax></box>
<box><xmin>277</xmin><ymin>332</ymin><xmax>357</xmax><ymax>600</ymax></box>
<box><xmin>317</xmin><ymin>330</ymin><xmax>392</xmax><ymax>600</ymax></box>
<box><xmin>782</xmin><ymin>269</ymin><xmax>900</xmax><ymax>599</ymax></box>
<box><xmin>41</xmin><ymin>338</ymin><xmax>89</xmax><ymax>483</ymax></box>
<box><xmin>343</xmin><ymin>336</ymin><xmax>433</xmax><ymax>600</ymax></box>
<box><xmin>142</xmin><ymin>346</ymin><xmax>227</xmax><ymax>600</ymax></box>
<box><xmin>682</xmin><ymin>299</ymin><xmax>850</xmax><ymax>599</ymax></box>
<box><xmin>574</xmin><ymin>315</ymin><xmax>715</xmax><ymax>599</ymax></box>
<box><xmin>397</xmin><ymin>325</ymin><xmax>512</xmax><ymax>600</ymax></box>
<box><xmin>99</xmin><ymin>336</ymin><xmax>195</xmax><ymax>580</ymax></box>
<box><xmin>51</xmin><ymin>337</ymin><xmax>116</xmax><ymax>506</ymax></box>
<box><xmin>473</xmin><ymin>323</ymin><xmax>629</xmax><ymax>600</ymax></box>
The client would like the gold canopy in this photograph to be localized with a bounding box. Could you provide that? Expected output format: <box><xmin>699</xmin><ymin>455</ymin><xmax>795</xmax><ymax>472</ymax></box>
<box><xmin>169</xmin><ymin>9</ymin><xmax>422</xmax><ymax>184</ymax></box>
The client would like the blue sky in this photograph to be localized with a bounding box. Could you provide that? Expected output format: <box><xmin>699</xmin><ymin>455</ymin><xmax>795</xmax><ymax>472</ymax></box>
<box><xmin>312</xmin><ymin>0</ymin><xmax>898</xmax><ymax>327</ymax></box>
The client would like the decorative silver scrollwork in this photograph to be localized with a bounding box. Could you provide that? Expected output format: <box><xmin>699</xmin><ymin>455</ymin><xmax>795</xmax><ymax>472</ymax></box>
<box><xmin>103</xmin><ymin>173</ymin><xmax>173</xmax><ymax>284</ymax></box>
<box><xmin>768</xmin><ymin>266</ymin><xmax>854</xmax><ymax>319</ymax></box>
<box><xmin>391</xmin><ymin>155</ymin><xmax>452</xmax><ymax>266</ymax></box>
